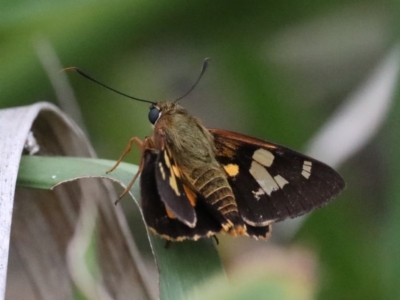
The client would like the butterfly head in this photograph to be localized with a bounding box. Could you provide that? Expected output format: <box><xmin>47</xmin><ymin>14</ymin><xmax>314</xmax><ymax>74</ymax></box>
<box><xmin>148</xmin><ymin>102</ymin><xmax>186</xmax><ymax>125</ymax></box>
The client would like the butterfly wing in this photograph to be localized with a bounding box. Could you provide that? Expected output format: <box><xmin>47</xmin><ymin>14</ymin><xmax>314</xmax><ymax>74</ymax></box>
<box><xmin>154</xmin><ymin>148</ymin><xmax>196</xmax><ymax>227</ymax></box>
<box><xmin>141</xmin><ymin>150</ymin><xmax>223</xmax><ymax>240</ymax></box>
<box><xmin>210</xmin><ymin>129</ymin><xmax>345</xmax><ymax>227</ymax></box>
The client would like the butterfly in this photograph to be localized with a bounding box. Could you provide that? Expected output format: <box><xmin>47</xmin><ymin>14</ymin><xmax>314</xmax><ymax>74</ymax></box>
<box><xmin>108</xmin><ymin>101</ymin><xmax>345</xmax><ymax>241</ymax></box>
<box><xmin>65</xmin><ymin>60</ymin><xmax>345</xmax><ymax>241</ymax></box>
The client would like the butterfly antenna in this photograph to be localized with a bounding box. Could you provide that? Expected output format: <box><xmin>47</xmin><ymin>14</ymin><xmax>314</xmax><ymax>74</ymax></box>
<box><xmin>174</xmin><ymin>58</ymin><xmax>210</xmax><ymax>102</ymax></box>
<box><xmin>62</xmin><ymin>67</ymin><xmax>154</xmax><ymax>104</ymax></box>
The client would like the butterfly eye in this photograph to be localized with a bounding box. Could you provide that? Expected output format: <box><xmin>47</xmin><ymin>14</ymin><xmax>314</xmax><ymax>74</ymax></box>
<box><xmin>148</xmin><ymin>106</ymin><xmax>161</xmax><ymax>124</ymax></box>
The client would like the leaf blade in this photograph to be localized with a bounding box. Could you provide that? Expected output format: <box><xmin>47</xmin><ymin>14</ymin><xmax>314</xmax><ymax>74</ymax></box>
<box><xmin>17</xmin><ymin>155</ymin><xmax>228</xmax><ymax>300</ymax></box>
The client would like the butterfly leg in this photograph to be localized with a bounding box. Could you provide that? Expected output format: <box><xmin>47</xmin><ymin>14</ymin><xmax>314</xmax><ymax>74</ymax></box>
<box><xmin>114</xmin><ymin>137</ymin><xmax>156</xmax><ymax>205</ymax></box>
<box><xmin>106</xmin><ymin>136</ymin><xmax>144</xmax><ymax>174</ymax></box>
<box><xmin>114</xmin><ymin>154</ymin><xmax>145</xmax><ymax>205</ymax></box>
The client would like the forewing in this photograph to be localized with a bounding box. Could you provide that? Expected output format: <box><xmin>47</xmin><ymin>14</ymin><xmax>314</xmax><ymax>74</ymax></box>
<box><xmin>210</xmin><ymin>129</ymin><xmax>345</xmax><ymax>226</ymax></box>
<box><xmin>140</xmin><ymin>150</ymin><xmax>222</xmax><ymax>240</ymax></box>
<box><xmin>155</xmin><ymin>149</ymin><xmax>197</xmax><ymax>227</ymax></box>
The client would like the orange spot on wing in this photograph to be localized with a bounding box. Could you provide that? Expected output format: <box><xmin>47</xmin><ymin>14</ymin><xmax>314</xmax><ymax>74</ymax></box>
<box><xmin>223</xmin><ymin>164</ymin><xmax>239</xmax><ymax>177</ymax></box>
<box><xmin>165</xmin><ymin>207</ymin><xmax>177</xmax><ymax>219</ymax></box>
<box><xmin>226</xmin><ymin>225</ymin><xmax>248</xmax><ymax>237</ymax></box>
<box><xmin>172</xmin><ymin>165</ymin><xmax>181</xmax><ymax>178</ymax></box>
<box><xmin>183</xmin><ymin>185</ymin><xmax>197</xmax><ymax>207</ymax></box>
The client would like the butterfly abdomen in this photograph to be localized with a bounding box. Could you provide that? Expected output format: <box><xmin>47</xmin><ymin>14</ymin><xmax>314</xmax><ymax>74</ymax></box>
<box><xmin>191</xmin><ymin>167</ymin><xmax>238</xmax><ymax>218</ymax></box>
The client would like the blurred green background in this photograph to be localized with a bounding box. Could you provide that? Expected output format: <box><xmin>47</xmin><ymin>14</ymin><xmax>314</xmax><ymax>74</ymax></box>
<box><xmin>2</xmin><ymin>0</ymin><xmax>399</xmax><ymax>299</ymax></box>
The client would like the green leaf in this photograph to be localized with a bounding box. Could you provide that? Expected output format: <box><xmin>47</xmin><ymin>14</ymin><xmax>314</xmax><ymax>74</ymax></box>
<box><xmin>17</xmin><ymin>155</ymin><xmax>227</xmax><ymax>300</ymax></box>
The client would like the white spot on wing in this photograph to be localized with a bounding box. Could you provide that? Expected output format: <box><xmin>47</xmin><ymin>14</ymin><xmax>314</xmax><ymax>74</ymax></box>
<box><xmin>301</xmin><ymin>170</ymin><xmax>311</xmax><ymax>179</ymax></box>
<box><xmin>253</xmin><ymin>149</ymin><xmax>274</xmax><ymax>167</ymax></box>
<box><xmin>252</xmin><ymin>187</ymin><xmax>266</xmax><ymax>200</ymax></box>
<box><xmin>158</xmin><ymin>162</ymin><xmax>166</xmax><ymax>180</ymax></box>
<box><xmin>302</xmin><ymin>161</ymin><xmax>312</xmax><ymax>179</ymax></box>
<box><xmin>249</xmin><ymin>161</ymin><xmax>279</xmax><ymax>196</ymax></box>
<box><xmin>274</xmin><ymin>175</ymin><xmax>288</xmax><ymax>189</ymax></box>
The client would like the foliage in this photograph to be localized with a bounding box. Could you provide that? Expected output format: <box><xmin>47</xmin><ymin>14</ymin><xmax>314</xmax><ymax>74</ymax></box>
<box><xmin>2</xmin><ymin>0</ymin><xmax>398</xmax><ymax>299</ymax></box>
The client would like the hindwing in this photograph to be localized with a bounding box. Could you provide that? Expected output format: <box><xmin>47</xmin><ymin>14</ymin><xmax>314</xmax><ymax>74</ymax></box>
<box><xmin>141</xmin><ymin>150</ymin><xmax>223</xmax><ymax>240</ymax></box>
<box><xmin>154</xmin><ymin>148</ymin><xmax>197</xmax><ymax>227</ymax></box>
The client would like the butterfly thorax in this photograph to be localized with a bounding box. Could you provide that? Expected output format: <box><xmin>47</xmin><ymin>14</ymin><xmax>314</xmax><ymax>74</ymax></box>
<box><xmin>152</xmin><ymin>102</ymin><xmax>241</xmax><ymax>227</ymax></box>
<box><xmin>153</xmin><ymin>102</ymin><xmax>216</xmax><ymax>169</ymax></box>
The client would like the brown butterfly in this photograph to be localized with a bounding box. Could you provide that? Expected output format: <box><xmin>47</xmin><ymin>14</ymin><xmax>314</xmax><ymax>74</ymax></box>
<box><xmin>66</xmin><ymin>60</ymin><xmax>345</xmax><ymax>241</ymax></box>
